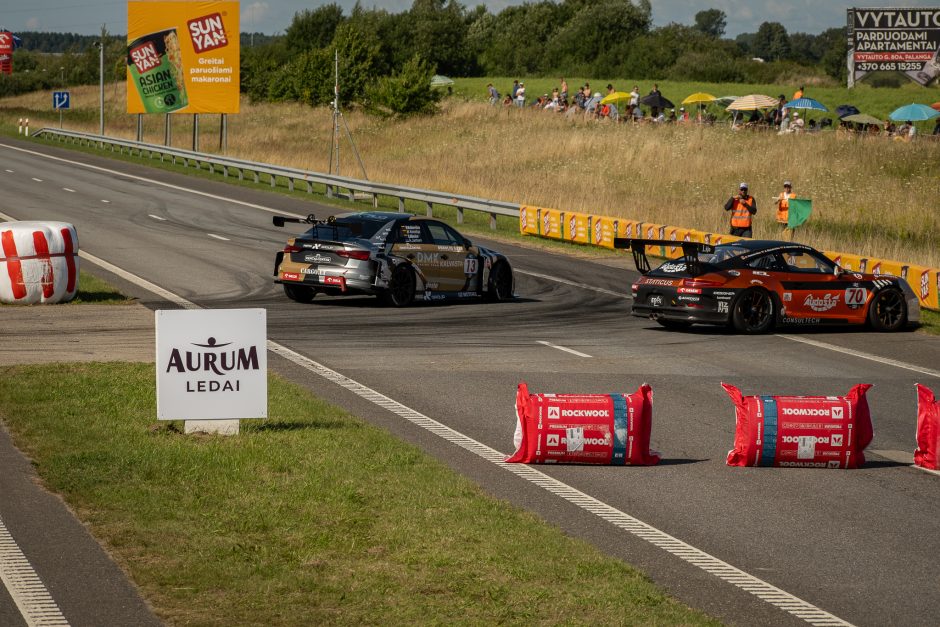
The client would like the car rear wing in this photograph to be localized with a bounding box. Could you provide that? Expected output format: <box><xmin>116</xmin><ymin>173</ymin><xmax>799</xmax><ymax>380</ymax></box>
<box><xmin>272</xmin><ymin>213</ymin><xmax>362</xmax><ymax>238</ymax></box>
<box><xmin>613</xmin><ymin>238</ymin><xmax>714</xmax><ymax>276</ymax></box>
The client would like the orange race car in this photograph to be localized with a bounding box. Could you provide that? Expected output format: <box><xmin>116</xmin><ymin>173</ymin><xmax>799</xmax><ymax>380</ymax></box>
<box><xmin>615</xmin><ymin>238</ymin><xmax>920</xmax><ymax>334</ymax></box>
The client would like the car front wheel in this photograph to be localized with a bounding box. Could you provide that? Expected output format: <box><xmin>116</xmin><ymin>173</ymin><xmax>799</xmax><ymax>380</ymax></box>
<box><xmin>486</xmin><ymin>262</ymin><xmax>514</xmax><ymax>301</ymax></box>
<box><xmin>731</xmin><ymin>288</ymin><xmax>775</xmax><ymax>334</ymax></box>
<box><xmin>868</xmin><ymin>289</ymin><xmax>907</xmax><ymax>331</ymax></box>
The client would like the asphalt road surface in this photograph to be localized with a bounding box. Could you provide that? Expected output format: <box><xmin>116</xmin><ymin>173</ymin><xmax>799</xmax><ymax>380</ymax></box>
<box><xmin>1</xmin><ymin>137</ymin><xmax>938</xmax><ymax>627</ymax></box>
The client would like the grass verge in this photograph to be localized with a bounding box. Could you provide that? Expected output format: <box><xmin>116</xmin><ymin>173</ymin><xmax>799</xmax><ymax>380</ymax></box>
<box><xmin>0</xmin><ymin>270</ymin><xmax>132</xmax><ymax>306</ymax></box>
<box><xmin>0</xmin><ymin>362</ymin><xmax>717</xmax><ymax>626</ymax></box>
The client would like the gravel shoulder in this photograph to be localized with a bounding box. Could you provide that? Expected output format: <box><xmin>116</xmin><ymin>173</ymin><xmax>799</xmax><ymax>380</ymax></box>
<box><xmin>1</xmin><ymin>303</ymin><xmax>155</xmax><ymax>365</ymax></box>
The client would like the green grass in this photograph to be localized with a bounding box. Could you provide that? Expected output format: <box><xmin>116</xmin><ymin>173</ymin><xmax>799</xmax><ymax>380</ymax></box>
<box><xmin>0</xmin><ymin>270</ymin><xmax>131</xmax><ymax>306</ymax></box>
<box><xmin>921</xmin><ymin>308</ymin><xmax>940</xmax><ymax>336</ymax></box>
<box><xmin>0</xmin><ymin>363</ymin><xmax>716</xmax><ymax>626</ymax></box>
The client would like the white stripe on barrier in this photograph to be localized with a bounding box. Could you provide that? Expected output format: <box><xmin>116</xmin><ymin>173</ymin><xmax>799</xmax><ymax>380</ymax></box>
<box><xmin>0</xmin><ymin>516</ymin><xmax>69</xmax><ymax>627</ymax></box>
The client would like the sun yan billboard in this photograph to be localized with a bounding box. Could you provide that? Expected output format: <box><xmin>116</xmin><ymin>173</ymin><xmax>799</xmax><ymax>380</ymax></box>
<box><xmin>848</xmin><ymin>7</ymin><xmax>940</xmax><ymax>86</ymax></box>
<box><xmin>127</xmin><ymin>1</ymin><xmax>239</xmax><ymax>114</ymax></box>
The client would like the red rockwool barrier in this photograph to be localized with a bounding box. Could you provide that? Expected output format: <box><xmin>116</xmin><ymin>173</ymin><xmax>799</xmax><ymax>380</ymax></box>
<box><xmin>723</xmin><ymin>383</ymin><xmax>873</xmax><ymax>469</ymax></box>
<box><xmin>506</xmin><ymin>382</ymin><xmax>660</xmax><ymax>465</ymax></box>
<box><xmin>0</xmin><ymin>221</ymin><xmax>79</xmax><ymax>304</ymax></box>
<box><xmin>915</xmin><ymin>384</ymin><xmax>940</xmax><ymax>470</ymax></box>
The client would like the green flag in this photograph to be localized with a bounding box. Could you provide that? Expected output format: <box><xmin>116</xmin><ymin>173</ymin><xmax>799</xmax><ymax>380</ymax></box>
<box><xmin>787</xmin><ymin>198</ymin><xmax>812</xmax><ymax>229</ymax></box>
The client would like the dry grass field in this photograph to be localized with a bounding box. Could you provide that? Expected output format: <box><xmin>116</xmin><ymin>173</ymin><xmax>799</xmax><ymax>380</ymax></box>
<box><xmin>3</xmin><ymin>82</ymin><xmax>938</xmax><ymax>267</ymax></box>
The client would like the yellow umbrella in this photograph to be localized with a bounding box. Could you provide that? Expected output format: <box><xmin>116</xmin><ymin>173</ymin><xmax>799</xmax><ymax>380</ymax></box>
<box><xmin>681</xmin><ymin>92</ymin><xmax>716</xmax><ymax>105</ymax></box>
<box><xmin>600</xmin><ymin>91</ymin><xmax>632</xmax><ymax>105</ymax></box>
<box><xmin>726</xmin><ymin>94</ymin><xmax>778</xmax><ymax>111</ymax></box>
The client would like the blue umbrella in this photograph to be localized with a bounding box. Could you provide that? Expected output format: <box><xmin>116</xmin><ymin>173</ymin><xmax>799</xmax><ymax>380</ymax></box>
<box><xmin>889</xmin><ymin>103</ymin><xmax>940</xmax><ymax>121</ymax></box>
<box><xmin>836</xmin><ymin>104</ymin><xmax>860</xmax><ymax>119</ymax></box>
<box><xmin>785</xmin><ymin>97</ymin><xmax>828</xmax><ymax>112</ymax></box>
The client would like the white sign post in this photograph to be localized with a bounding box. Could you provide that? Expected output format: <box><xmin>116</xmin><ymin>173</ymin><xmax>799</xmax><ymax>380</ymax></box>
<box><xmin>156</xmin><ymin>308</ymin><xmax>267</xmax><ymax>435</ymax></box>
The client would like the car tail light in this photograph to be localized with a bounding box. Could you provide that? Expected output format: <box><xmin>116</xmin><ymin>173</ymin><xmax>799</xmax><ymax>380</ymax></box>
<box><xmin>337</xmin><ymin>249</ymin><xmax>370</xmax><ymax>261</ymax></box>
<box><xmin>682</xmin><ymin>278</ymin><xmax>726</xmax><ymax>289</ymax></box>
<box><xmin>283</xmin><ymin>244</ymin><xmax>302</xmax><ymax>253</ymax></box>
<box><xmin>631</xmin><ymin>283</ymin><xmax>639</xmax><ymax>293</ymax></box>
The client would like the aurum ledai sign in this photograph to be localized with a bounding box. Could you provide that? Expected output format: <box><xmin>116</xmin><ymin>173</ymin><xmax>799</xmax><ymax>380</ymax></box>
<box><xmin>156</xmin><ymin>308</ymin><xmax>267</xmax><ymax>420</ymax></box>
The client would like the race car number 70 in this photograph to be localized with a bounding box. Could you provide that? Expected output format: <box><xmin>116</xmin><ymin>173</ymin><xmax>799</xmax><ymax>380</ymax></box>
<box><xmin>845</xmin><ymin>287</ymin><xmax>867</xmax><ymax>305</ymax></box>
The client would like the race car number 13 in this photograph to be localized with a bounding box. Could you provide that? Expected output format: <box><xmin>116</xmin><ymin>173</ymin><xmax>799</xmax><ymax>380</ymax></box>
<box><xmin>464</xmin><ymin>257</ymin><xmax>478</xmax><ymax>275</ymax></box>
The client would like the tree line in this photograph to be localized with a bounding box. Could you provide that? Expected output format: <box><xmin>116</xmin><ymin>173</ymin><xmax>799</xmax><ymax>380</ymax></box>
<box><xmin>1</xmin><ymin>1</ymin><xmax>849</xmax><ymax>113</ymax></box>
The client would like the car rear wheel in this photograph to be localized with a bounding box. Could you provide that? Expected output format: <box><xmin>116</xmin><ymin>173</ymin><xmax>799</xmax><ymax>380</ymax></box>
<box><xmin>283</xmin><ymin>284</ymin><xmax>316</xmax><ymax>303</ymax></box>
<box><xmin>656</xmin><ymin>319</ymin><xmax>693</xmax><ymax>330</ymax></box>
<box><xmin>382</xmin><ymin>265</ymin><xmax>416</xmax><ymax>307</ymax></box>
<box><xmin>868</xmin><ymin>289</ymin><xmax>906</xmax><ymax>331</ymax></box>
<box><xmin>732</xmin><ymin>288</ymin><xmax>775</xmax><ymax>334</ymax></box>
<box><xmin>487</xmin><ymin>262</ymin><xmax>514</xmax><ymax>301</ymax></box>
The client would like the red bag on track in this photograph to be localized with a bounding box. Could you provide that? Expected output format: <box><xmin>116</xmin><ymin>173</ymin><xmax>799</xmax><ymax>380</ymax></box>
<box><xmin>914</xmin><ymin>384</ymin><xmax>940</xmax><ymax>470</ymax></box>
<box><xmin>506</xmin><ymin>382</ymin><xmax>660</xmax><ymax>465</ymax></box>
<box><xmin>723</xmin><ymin>383</ymin><xmax>873</xmax><ymax>469</ymax></box>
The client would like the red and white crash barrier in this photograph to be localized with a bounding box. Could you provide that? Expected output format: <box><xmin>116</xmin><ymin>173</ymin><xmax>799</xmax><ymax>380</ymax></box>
<box><xmin>915</xmin><ymin>384</ymin><xmax>939</xmax><ymax>470</ymax></box>
<box><xmin>507</xmin><ymin>382</ymin><xmax>660</xmax><ymax>465</ymax></box>
<box><xmin>0</xmin><ymin>221</ymin><xmax>79</xmax><ymax>304</ymax></box>
<box><xmin>723</xmin><ymin>383</ymin><xmax>873</xmax><ymax>469</ymax></box>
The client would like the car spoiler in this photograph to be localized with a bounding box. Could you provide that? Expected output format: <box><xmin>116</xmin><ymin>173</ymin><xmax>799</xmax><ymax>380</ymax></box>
<box><xmin>613</xmin><ymin>238</ymin><xmax>714</xmax><ymax>276</ymax></box>
<box><xmin>272</xmin><ymin>213</ymin><xmax>362</xmax><ymax>237</ymax></box>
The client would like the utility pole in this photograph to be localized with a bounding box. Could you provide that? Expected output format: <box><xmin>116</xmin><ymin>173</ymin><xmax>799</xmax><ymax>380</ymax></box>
<box><xmin>98</xmin><ymin>24</ymin><xmax>105</xmax><ymax>135</ymax></box>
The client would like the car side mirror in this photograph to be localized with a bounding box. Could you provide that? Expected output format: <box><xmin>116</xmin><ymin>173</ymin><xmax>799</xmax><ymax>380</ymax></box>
<box><xmin>834</xmin><ymin>265</ymin><xmax>842</xmax><ymax>277</ymax></box>
<box><xmin>463</xmin><ymin>238</ymin><xmax>472</xmax><ymax>249</ymax></box>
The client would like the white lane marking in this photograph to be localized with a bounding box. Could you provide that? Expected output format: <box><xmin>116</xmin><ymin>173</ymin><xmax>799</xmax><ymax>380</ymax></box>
<box><xmin>31</xmin><ymin>177</ymin><xmax>43</xmax><ymax>182</ymax></box>
<box><xmin>4</xmin><ymin>169</ymin><xmax>13</xmax><ymax>173</ymax></box>
<box><xmin>33</xmin><ymin>232</ymin><xmax>849</xmax><ymax>627</ymax></box>
<box><xmin>776</xmin><ymin>334</ymin><xmax>940</xmax><ymax>379</ymax></box>
<box><xmin>63</xmin><ymin>188</ymin><xmax>75</xmax><ymax>193</ymax></box>
<box><xmin>148</xmin><ymin>214</ymin><xmax>166</xmax><ymax>221</ymax></box>
<box><xmin>207</xmin><ymin>233</ymin><xmax>230</xmax><ymax>241</ymax></box>
<box><xmin>516</xmin><ymin>268</ymin><xmax>629</xmax><ymax>299</ymax></box>
<box><xmin>101</xmin><ymin>200</ymin><xmax>110</xmax><ymax>203</ymax></box>
<box><xmin>871</xmin><ymin>449</ymin><xmax>940</xmax><ymax>477</ymax></box>
<box><xmin>0</xmin><ymin>142</ymin><xmax>304</xmax><ymax>219</ymax></box>
<box><xmin>0</xmin><ymin>516</ymin><xmax>70</xmax><ymax>627</ymax></box>
<box><xmin>537</xmin><ymin>340</ymin><xmax>592</xmax><ymax>358</ymax></box>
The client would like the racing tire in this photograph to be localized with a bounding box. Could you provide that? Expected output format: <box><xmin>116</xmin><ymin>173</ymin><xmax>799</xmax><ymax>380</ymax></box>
<box><xmin>486</xmin><ymin>262</ymin><xmax>514</xmax><ymax>301</ymax></box>
<box><xmin>656</xmin><ymin>319</ymin><xmax>693</xmax><ymax>331</ymax></box>
<box><xmin>731</xmin><ymin>288</ymin><xmax>775</xmax><ymax>334</ymax></box>
<box><xmin>867</xmin><ymin>288</ymin><xmax>907</xmax><ymax>332</ymax></box>
<box><xmin>382</xmin><ymin>265</ymin><xmax>416</xmax><ymax>307</ymax></box>
<box><xmin>283</xmin><ymin>283</ymin><xmax>317</xmax><ymax>303</ymax></box>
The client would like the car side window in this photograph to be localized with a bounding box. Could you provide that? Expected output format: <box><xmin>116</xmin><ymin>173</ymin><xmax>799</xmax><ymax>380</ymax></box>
<box><xmin>392</xmin><ymin>222</ymin><xmax>429</xmax><ymax>245</ymax></box>
<box><xmin>426</xmin><ymin>222</ymin><xmax>463</xmax><ymax>246</ymax></box>
<box><xmin>784</xmin><ymin>250</ymin><xmax>833</xmax><ymax>273</ymax></box>
<box><xmin>746</xmin><ymin>253</ymin><xmax>783</xmax><ymax>271</ymax></box>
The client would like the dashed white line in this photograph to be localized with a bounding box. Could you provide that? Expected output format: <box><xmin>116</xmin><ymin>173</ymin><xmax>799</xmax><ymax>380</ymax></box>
<box><xmin>148</xmin><ymin>214</ymin><xmax>166</xmax><ymax>221</ymax></box>
<box><xmin>100</xmin><ymin>199</ymin><xmax>110</xmax><ymax>203</ymax></box>
<box><xmin>5</xmin><ymin>169</ymin><xmax>13</xmax><ymax>173</ymax></box>
<box><xmin>63</xmin><ymin>188</ymin><xmax>75</xmax><ymax>193</ymax></box>
<box><xmin>31</xmin><ymin>177</ymin><xmax>43</xmax><ymax>182</ymax></box>
<box><xmin>0</xmin><ymin>516</ymin><xmax>69</xmax><ymax>626</ymax></box>
<box><xmin>776</xmin><ymin>334</ymin><xmax>940</xmax><ymax>379</ymax></box>
<box><xmin>537</xmin><ymin>340</ymin><xmax>592</xmax><ymax>358</ymax></box>
<box><xmin>207</xmin><ymin>233</ymin><xmax>229</xmax><ymax>241</ymax></box>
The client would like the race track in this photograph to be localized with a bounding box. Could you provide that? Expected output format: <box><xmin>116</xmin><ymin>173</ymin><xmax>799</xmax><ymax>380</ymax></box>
<box><xmin>1</xmin><ymin>137</ymin><xmax>938</xmax><ymax>627</ymax></box>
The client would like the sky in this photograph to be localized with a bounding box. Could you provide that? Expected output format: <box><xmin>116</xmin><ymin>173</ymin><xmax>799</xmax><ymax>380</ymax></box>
<box><xmin>1</xmin><ymin>0</ymin><xmax>938</xmax><ymax>38</ymax></box>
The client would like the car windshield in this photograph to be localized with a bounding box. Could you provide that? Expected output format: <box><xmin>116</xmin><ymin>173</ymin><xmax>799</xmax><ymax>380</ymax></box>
<box><xmin>302</xmin><ymin>217</ymin><xmax>391</xmax><ymax>242</ymax></box>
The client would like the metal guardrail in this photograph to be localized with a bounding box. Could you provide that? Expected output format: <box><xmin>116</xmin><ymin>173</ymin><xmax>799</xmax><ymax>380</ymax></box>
<box><xmin>31</xmin><ymin>128</ymin><xmax>520</xmax><ymax>229</ymax></box>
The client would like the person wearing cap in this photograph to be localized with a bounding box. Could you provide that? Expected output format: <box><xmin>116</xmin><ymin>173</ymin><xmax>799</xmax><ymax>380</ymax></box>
<box><xmin>774</xmin><ymin>181</ymin><xmax>795</xmax><ymax>236</ymax></box>
<box><xmin>515</xmin><ymin>82</ymin><xmax>526</xmax><ymax>107</ymax></box>
<box><xmin>790</xmin><ymin>111</ymin><xmax>804</xmax><ymax>132</ymax></box>
<box><xmin>677</xmin><ymin>106</ymin><xmax>689</xmax><ymax>122</ymax></box>
<box><xmin>724</xmin><ymin>183</ymin><xmax>757</xmax><ymax>238</ymax></box>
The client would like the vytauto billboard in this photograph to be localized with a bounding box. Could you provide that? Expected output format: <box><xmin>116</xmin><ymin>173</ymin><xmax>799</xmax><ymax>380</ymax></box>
<box><xmin>127</xmin><ymin>1</ymin><xmax>239</xmax><ymax>114</ymax></box>
<box><xmin>0</xmin><ymin>31</ymin><xmax>13</xmax><ymax>75</ymax></box>
<box><xmin>848</xmin><ymin>7</ymin><xmax>940</xmax><ymax>86</ymax></box>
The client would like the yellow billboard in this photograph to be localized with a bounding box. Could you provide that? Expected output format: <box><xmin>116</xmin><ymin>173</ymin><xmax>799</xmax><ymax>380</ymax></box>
<box><xmin>127</xmin><ymin>1</ymin><xmax>239</xmax><ymax>114</ymax></box>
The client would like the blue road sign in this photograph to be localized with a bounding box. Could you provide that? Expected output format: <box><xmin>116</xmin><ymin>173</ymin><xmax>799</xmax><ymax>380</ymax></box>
<box><xmin>53</xmin><ymin>91</ymin><xmax>70</xmax><ymax>110</ymax></box>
